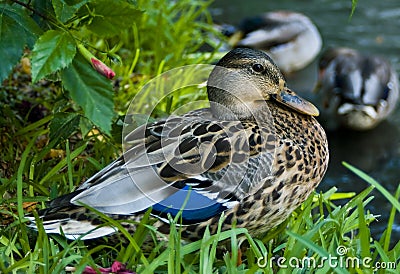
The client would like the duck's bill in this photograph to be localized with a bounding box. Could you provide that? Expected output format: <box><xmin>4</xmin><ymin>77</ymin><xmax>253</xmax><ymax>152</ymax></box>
<box><xmin>272</xmin><ymin>89</ymin><xmax>320</xmax><ymax>116</ymax></box>
<box><xmin>312</xmin><ymin>80</ymin><xmax>322</xmax><ymax>93</ymax></box>
<box><xmin>337</xmin><ymin>103</ymin><xmax>378</xmax><ymax>119</ymax></box>
<box><xmin>228</xmin><ymin>31</ymin><xmax>244</xmax><ymax>46</ymax></box>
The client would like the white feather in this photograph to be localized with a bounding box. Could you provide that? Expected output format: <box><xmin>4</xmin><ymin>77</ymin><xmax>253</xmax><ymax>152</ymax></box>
<box><xmin>71</xmin><ymin>166</ymin><xmax>178</xmax><ymax>214</ymax></box>
<box><xmin>27</xmin><ymin>216</ymin><xmax>117</xmax><ymax>240</ymax></box>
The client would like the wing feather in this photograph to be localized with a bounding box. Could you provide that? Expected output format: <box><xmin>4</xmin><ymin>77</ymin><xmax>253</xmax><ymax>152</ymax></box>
<box><xmin>44</xmin><ymin>108</ymin><xmax>274</xmax><ymax>219</ymax></box>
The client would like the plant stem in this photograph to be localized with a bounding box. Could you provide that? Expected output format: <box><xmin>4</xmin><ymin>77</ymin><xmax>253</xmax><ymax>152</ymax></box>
<box><xmin>11</xmin><ymin>0</ymin><xmax>50</xmax><ymax>21</ymax></box>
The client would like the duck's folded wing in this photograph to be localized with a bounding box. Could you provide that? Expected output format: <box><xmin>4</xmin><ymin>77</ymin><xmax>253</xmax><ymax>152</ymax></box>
<box><xmin>65</xmin><ymin>113</ymin><xmax>274</xmax><ymax>215</ymax></box>
<box><xmin>362</xmin><ymin>57</ymin><xmax>396</xmax><ymax>105</ymax></box>
<box><xmin>71</xmin><ymin>161</ymin><xmax>178</xmax><ymax>214</ymax></box>
<box><xmin>237</xmin><ymin>22</ymin><xmax>306</xmax><ymax>50</ymax></box>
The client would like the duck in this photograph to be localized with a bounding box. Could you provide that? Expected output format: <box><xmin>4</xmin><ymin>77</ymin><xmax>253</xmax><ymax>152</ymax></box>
<box><xmin>27</xmin><ymin>48</ymin><xmax>329</xmax><ymax>242</ymax></box>
<box><xmin>226</xmin><ymin>11</ymin><xmax>322</xmax><ymax>74</ymax></box>
<box><xmin>315</xmin><ymin>47</ymin><xmax>399</xmax><ymax>131</ymax></box>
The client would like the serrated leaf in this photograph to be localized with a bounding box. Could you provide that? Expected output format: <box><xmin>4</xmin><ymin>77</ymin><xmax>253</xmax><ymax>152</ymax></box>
<box><xmin>0</xmin><ymin>4</ymin><xmax>42</xmax><ymax>83</ymax></box>
<box><xmin>32</xmin><ymin>0</ymin><xmax>56</xmax><ymax>32</ymax></box>
<box><xmin>52</xmin><ymin>0</ymin><xmax>88</xmax><ymax>23</ymax></box>
<box><xmin>61</xmin><ymin>53</ymin><xmax>114</xmax><ymax>134</ymax></box>
<box><xmin>31</xmin><ymin>30</ymin><xmax>76</xmax><ymax>82</ymax></box>
<box><xmin>79</xmin><ymin>116</ymin><xmax>93</xmax><ymax>137</ymax></box>
<box><xmin>0</xmin><ymin>4</ymin><xmax>42</xmax><ymax>44</ymax></box>
<box><xmin>84</xmin><ymin>0</ymin><xmax>143</xmax><ymax>37</ymax></box>
<box><xmin>0</xmin><ymin>14</ymin><xmax>24</xmax><ymax>83</ymax></box>
<box><xmin>49</xmin><ymin>112</ymin><xmax>80</xmax><ymax>141</ymax></box>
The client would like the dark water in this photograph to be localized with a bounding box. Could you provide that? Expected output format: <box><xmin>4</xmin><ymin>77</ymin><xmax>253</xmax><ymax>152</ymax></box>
<box><xmin>211</xmin><ymin>0</ymin><xmax>400</xmax><ymax>243</ymax></box>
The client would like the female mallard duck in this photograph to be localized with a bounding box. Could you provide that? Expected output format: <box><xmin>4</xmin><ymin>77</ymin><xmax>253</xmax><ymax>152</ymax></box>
<box><xmin>315</xmin><ymin>47</ymin><xmax>399</xmax><ymax>131</ymax></box>
<box><xmin>28</xmin><ymin>48</ymin><xmax>329</xmax><ymax>241</ymax></box>
<box><xmin>227</xmin><ymin>11</ymin><xmax>322</xmax><ymax>73</ymax></box>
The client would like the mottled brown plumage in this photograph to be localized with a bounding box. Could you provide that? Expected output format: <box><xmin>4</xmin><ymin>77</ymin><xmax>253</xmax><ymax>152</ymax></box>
<box><xmin>28</xmin><ymin>48</ymin><xmax>328</xmax><ymax>243</ymax></box>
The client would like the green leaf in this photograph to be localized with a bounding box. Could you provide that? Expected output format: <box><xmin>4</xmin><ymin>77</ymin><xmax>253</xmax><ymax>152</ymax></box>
<box><xmin>52</xmin><ymin>0</ymin><xmax>88</xmax><ymax>23</ymax></box>
<box><xmin>31</xmin><ymin>30</ymin><xmax>76</xmax><ymax>82</ymax></box>
<box><xmin>61</xmin><ymin>53</ymin><xmax>114</xmax><ymax>134</ymax></box>
<box><xmin>0</xmin><ymin>4</ymin><xmax>42</xmax><ymax>83</ymax></box>
<box><xmin>0</xmin><ymin>14</ymin><xmax>25</xmax><ymax>84</ymax></box>
<box><xmin>79</xmin><ymin>116</ymin><xmax>93</xmax><ymax>138</ymax></box>
<box><xmin>84</xmin><ymin>0</ymin><xmax>143</xmax><ymax>37</ymax></box>
<box><xmin>49</xmin><ymin>112</ymin><xmax>80</xmax><ymax>142</ymax></box>
<box><xmin>0</xmin><ymin>4</ymin><xmax>42</xmax><ymax>45</ymax></box>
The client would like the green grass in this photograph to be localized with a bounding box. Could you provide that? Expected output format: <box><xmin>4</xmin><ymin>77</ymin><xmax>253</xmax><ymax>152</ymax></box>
<box><xmin>0</xmin><ymin>0</ymin><xmax>399</xmax><ymax>273</ymax></box>
<box><xmin>1</xmin><ymin>160</ymin><xmax>399</xmax><ymax>273</ymax></box>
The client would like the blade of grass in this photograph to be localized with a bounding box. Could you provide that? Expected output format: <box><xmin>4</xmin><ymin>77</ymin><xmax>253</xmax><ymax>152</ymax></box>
<box><xmin>15</xmin><ymin>115</ymin><xmax>52</xmax><ymax>136</ymax></box>
<box><xmin>386</xmin><ymin>239</ymin><xmax>400</xmax><ymax>261</ymax></box>
<box><xmin>383</xmin><ymin>184</ymin><xmax>400</xmax><ymax>252</ymax></box>
<box><xmin>199</xmin><ymin>226</ymin><xmax>212</xmax><ymax>274</ymax></box>
<box><xmin>73</xmin><ymin>203</ymin><xmax>150</xmax><ymax>269</ymax></box>
<box><xmin>65</xmin><ymin>140</ymin><xmax>74</xmax><ymax>191</ymax></box>
<box><xmin>357</xmin><ymin>203</ymin><xmax>370</xmax><ymax>260</ymax></box>
<box><xmin>227</xmin><ymin>227</ymin><xmax>239</xmax><ymax>272</ymax></box>
<box><xmin>286</xmin><ymin>230</ymin><xmax>349</xmax><ymax>274</ymax></box>
<box><xmin>38</xmin><ymin>143</ymin><xmax>87</xmax><ymax>185</ymax></box>
<box><xmin>0</xmin><ymin>234</ymin><xmax>22</xmax><ymax>258</ymax></box>
<box><xmin>181</xmin><ymin>227</ymin><xmax>249</xmax><ymax>255</ymax></box>
<box><xmin>210</xmin><ymin>212</ymin><xmax>226</xmax><ymax>264</ymax></box>
<box><xmin>72</xmin><ymin>244</ymin><xmax>116</xmax><ymax>273</ymax></box>
<box><xmin>16</xmin><ymin>130</ymin><xmax>43</xmax><ymax>254</ymax></box>
<box><xmin>168</xmin><ymin>215</ymin><xmax>177</xmax><ymax>274</ymax></box>
<box><xmin>343</xmin><ymin>162</ymin><xmax>400</xmax><ymax>213</ymax></box>
<box><xmin>373</xmin><ymin>241</ymin><xmax>390</xmax><ymax>263</ymax></box>
<box><xmin>121</xmin><ymin>209</ymin><xmax>153</xmax><ymax>266</ymax></box>
<box><xmin>350</xmin><ymin>0</ymin><xmax>358</xmax><ymax>18</ymax></box>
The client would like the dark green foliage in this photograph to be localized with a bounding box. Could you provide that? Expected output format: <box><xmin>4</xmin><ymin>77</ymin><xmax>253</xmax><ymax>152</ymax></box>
<box><xmin>0</xmin><ymin>0</ymin><xmax>144</xmax><ymax>134</ymax></box>
<box><xmin>0</xmin><ymin>4</ymin><xmax>42</xmax><ymax>82</ymax></box>
<box><xmin>82</xmin><ymin>0</ymin><xmax>143</xmax><ymax>38</ymax></box>
<box><xmin>61</xmin><ymin>53</ymin><xmax>114</xmax><ymax>134</ymax></box>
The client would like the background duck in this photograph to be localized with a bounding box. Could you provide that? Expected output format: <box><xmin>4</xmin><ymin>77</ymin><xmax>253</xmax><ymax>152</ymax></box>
<box><xmin>28</xmin><ymin>48</ymin><xmax>329</xmax><ymax>242</ymax></box>
<box><xmin>315</xmin><ymin>47</ymin><xmax>399</xmax><ymax>131</ymax></box>
<box><xmin>226</xmin><ymin>11</ymin><xmax>322</xmax><ymax>74</ymax></box>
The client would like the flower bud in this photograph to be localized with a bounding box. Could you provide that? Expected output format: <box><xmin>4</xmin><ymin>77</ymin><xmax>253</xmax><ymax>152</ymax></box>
<box><xmin>90</xmin><ymin>58</ymin><xmax>116</xmax><ymax>79</ymax></box>
<box><xmin>78</xmin><ymin>44</ymin><xmax>116</xmax><ymax>79</ymax></box>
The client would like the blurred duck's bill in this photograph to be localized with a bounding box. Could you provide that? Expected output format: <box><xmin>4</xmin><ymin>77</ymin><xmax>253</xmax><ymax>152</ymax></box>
<box><xmin>273</xmin><ymin>90</ymin><xmax>320</xmax><ymax>116</ymax></box>
<box><xmin>338</xmin><ymin>103</ymin><xmax>378</xmax><ymax>119</ymax></box>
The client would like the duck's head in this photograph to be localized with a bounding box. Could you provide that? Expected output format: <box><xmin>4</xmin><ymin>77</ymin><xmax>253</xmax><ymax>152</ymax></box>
<box><xmin>207</xmin><ymin>48</ymin><xmax>319</xmax><ymax>120</ymax></box>
<box><xmin>316</xmin><ymin>48</ymin><xmax>358</xmax><ymax>93</ymax></box>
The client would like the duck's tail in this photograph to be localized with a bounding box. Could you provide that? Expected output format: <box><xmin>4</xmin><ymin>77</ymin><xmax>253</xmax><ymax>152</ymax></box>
<box><xmin>26</xmin><ymin>191</ymin><xmax>118</xmax><ymax>240</ymax></box>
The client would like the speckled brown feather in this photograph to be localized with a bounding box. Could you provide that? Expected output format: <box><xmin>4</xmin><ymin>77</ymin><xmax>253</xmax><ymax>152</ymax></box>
<box><xmin>28</xmin><ymin>48</ymin><xmax>329</xmax><ymax>244</ymax></box>
<box><xmin>174</xmin><ymin>102</ymin><xmax>328</xmax><ymax>240</ymax></box>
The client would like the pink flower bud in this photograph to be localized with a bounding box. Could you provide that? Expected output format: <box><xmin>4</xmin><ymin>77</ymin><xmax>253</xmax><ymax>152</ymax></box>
<box><xmin>78</xmin><ymin>44</ymin><xmax>116</xmax><ymax>80</ymax></box>
<box><xmin>81</xmin><ymin>261</ymin><xmax>135</xmax><ymax>274</ymax></box>
<box><xmin>91</xmin><ymin>58</ymin><xmax>116</xmax><ymax>79</ymax></box>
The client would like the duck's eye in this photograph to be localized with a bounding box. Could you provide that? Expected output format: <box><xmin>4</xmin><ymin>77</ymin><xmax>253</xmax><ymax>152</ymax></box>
<box><xmin>252</xmin><ymin>63</ymin><xmax>264</xmax><ymax>73</ymax></box>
